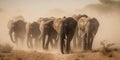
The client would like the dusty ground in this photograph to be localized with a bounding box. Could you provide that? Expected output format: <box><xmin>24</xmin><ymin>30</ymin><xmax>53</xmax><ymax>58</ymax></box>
<box><xmin>0</xmin><ymin>50</ymin><xmax>120</xmax><ymax>60</ymax></box>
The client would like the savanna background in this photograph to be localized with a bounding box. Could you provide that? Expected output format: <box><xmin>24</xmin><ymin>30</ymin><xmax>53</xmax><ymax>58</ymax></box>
<box><xmin>0</xmin><ymin>0</ymin><xmax>120</xmax><ymax>60</ymax></box>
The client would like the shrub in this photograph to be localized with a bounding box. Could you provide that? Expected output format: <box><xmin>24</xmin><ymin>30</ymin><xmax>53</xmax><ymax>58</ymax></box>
<box><xmin>100</xmin><ymin>40</ymin><xmax>115</xmax><ymax>57</ymax></box>
<box><xmin>0</xmin><ymin>44</ymin><xmax>13</xmax><ymax>53</ymax></box>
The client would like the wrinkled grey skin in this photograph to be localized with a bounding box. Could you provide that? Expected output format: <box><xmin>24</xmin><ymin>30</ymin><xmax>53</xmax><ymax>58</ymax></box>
<box><xmin>60</xmin><ymin>17</ymin><xmax>77</xmax><ymax>54</ymax></box>
<box><xmin>39</xmin><ymin>18</ymin><xmax>57</xmax><ymax>50</ymax></box>
<box><xmin>40</xmin><ymin>20</ymin><xmax>58</xmax><ymax>50</ymax></box>
<box><xmin>84</xmin><ymin>18</ymin><xmax>99</xmax><ymax>50</ymax></box>
<box><xmin>39</xmin><ymin>17</ymin><xmax>77</xmax><ymax>54</ymax></box>
<box><xmin>72</xmin><ymin>14</ymin><xmax>88</xmax><ymax>48</ymax></box>
<box><xmin>27</xmin><ymin>22</ymin><xmax>40</xmax><ymax>48</ymax></box>
<box><xmin>75</xmin><ymin>15</ymin><xmax>99</xmax><ymax>51</ymax></box>
<box><xmin>8</xmin><ymin>20</ymin><xmax>26</xmax><ymax>47</ymax></box>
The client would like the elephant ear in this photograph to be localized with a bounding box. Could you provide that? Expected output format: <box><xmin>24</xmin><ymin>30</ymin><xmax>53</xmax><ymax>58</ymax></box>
<box><xmin>7</xmin><ymin>20</ymin><xmax>14</xmax><ymax>30</ymax></box>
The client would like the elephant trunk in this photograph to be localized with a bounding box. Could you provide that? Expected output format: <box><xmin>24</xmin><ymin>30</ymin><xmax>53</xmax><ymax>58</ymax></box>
<box><xmin>27</xmin><ymin>34</ymin><xmax>30</xmax><ymax>48</ymax></box>
<box><xmin>26</xmin><ymin>23</ymin><xmax>31</xmax><ymax>48</ymax></box>
<box><xmin>9</xmin><ymin>29</ymin><xmax>15</xmax><ymax>43</ymax></box>
<box><xmin>39</xmin><ymin>25</ymin><xmax>46</xmax><ymax>49</ymax></box>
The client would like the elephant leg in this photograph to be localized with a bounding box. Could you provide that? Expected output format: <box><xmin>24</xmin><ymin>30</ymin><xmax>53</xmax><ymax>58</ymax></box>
<box><xmin>66</xmin><ymin>39</ymin><xmax>71</xmax><ymax>54</ymax></box>
<box><xmin>27</xmin><ymin>36</ymin><xmax>32</xmax><ymax>48</ymax></box>
<box><xmin>37</xmin><ymin>37</ymin><xmax>40</xmax><ymax>48</ymax></box>
<box><xmin>35</xmin><ymin>38</ymin><xmax>39</xmax><ymax>49</ymax></box>
<box><xmin>14</xmin><ymin>35</ymin><xmax>19</xmax><ymax>47</ymax></box>
<box><xmin>90</xmin><ymin>36</ymin><xmax>94</xmax><ymax>50</ymax></box>
<box><xmin>38</xmin><ymin>35</ymin><xmax>41</xmax><ymax>48</ymax></box>
<box><xmin>72</xmin><ymin>31</ymin><xmax>77</xmax><ymax>48</ymax></box>
<box><xmin>50</xmin><ymin>35</ymin><xmax>54</xmax><ymax>48</ymax></box>
<box><xmin>61</xmin><ymin>38</ymin><xmax>65</xmax><ymax>54</ymax></box>
<box><xmin>73</xmin><ymin>28</ymin><xmax>79</xmax><ymax>48</ymax></box>
<box><xmin>78</xmin><ymin>37</ymin><xmax>82</xmax><ymax>49</ymax></box>
<box><xmin>20</xmin><ymin>38</ymin><xmax>25</xmax><ymax>48</ymax></box>
<box><xmin>66</xmin><ymin>37</ymin><xmax>73</xmax><ymax>53</ymax></box>
<box><xmin>86</xmin><ymin>33</ymin><xmax>90</xmax><ymax>51</ymax></box>
<box><xmin>54</xmin><ymin>38</ymin><xmax>58</xmax><ymax>48</ymax></box>
<box><xmin>42</xmin><ymin>35</ymin><xmax>46</xmax><ymax>49</ymax></box>
<box><xmin>87</xmin><ymin>34</ymin><xmax>93</xmax><ymax>50</ymax></box>
<box><xmin>45</xmin><ymin>36</ymin><xmax>52</xmax><ymax>50</ymax></box>
<box><xmin>53</xmin><ymin>34</ymin><xmax>58</xmax><ymax>48</ymax></box>
<box><xmin>83</xmin><ymin>34</ymin><xmax>87</xmax><ymax>50</ymax></box>
<box><xmin>88</xmin><ymin>37</ymin><xmax>91</xmax><ymax>50</ymax></box>
<box><xmin>60</xmin><ymin>33</ymin><xmax>65</xmax><ymax>54</ymax></box>
<box><xmin>50</xmin><ymin>39</ymin><xmax>54</xmax><ymax>48</ymax></box>
<box><xmin>86</xmin><ymin>32</ymin><xmax>90</xmax><ymax>50</ymax></box>
<box><xmin>66</xmin><ymin>31</ymin><xmax>75</xmax><ymax>54</ymax></box>
<box><xmin>77</xmin><ymin>30</ymin><xmax>83</xmax><ymax>49</ymax></box>
<box><xmin>39</xmin><ymin>31</ymin><xmax>45</xmax><ymax>49</ymax></box>
<box><xmin>73</xmin><ymin>36</ymin><xmax>77</xmax><ymax>47</ymax></box>
<box><xmin>29</xmin><ymin>38</ymin><xmax>33</xmax><ymax>48</ymax></box>
<box><xmin>27</xmin><ymin>39</ymin><xmax>30</xmax><ymax>48</ymax></box>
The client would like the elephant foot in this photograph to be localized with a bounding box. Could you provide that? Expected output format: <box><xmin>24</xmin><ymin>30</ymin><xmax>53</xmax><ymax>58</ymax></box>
<box><xmin>61</xmin><ymin>51</ymin><xmax>64</xmax><ymax>54</ymax></box>
<box><xmin>61</xmin><ymin>49</ymin><xmax>65</xmax><ymax>54</ymax></box>
<box><xmin>29</xmin><ymin>46</ymin><xmax>33</xmax><ymax>49</ymax></box>
<box><xmin>65</xmin><ymin>50</ymin><xmax>71</xmax><ymax>54</ymax></box>
<box><xmin>44</xmin><ymin>46</ymin><xmax>49</xmax><ymax>50</ymax></box>
<box><xmin>27</xmin><ymin>45</ymin><xmax>30</xmax><ymax>48</ymax></box>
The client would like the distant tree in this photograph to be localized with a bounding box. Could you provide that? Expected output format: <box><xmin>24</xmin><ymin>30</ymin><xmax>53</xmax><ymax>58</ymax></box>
<box><xmin>99</xmin><ymin>0</ymin><xmax>113</xmax><ymax>4</ymax></box>
<box><xmin>99</xmin><ymin>0</ymin><xmax>120</xmax><ymax>5</ymax></box>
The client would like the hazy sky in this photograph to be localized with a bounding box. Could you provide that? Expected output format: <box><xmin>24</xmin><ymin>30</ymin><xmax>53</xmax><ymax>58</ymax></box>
<box><xmin>0</xmin><ymin>0</ymin><xmax>99</xmax><ymax>19</ymax></box>
<box><xmin>0</xmin><ymin>0</ymin><xmax>98</xmax><ymax>9</ymax></box>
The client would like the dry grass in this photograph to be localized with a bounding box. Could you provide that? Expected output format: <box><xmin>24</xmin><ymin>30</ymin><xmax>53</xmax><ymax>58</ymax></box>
<box><xmin>99</xmin><ymin>40</ymin><xmax>116</xmax><ymax>57</ymax></box>
<box><xmin>0</xmin><ymin>49</ymin><xmax>119</xmax><ymax>60</ymax></box>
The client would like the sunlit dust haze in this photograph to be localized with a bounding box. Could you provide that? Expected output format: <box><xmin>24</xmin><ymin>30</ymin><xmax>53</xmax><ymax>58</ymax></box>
<box><xmin>0</xmin><ymin>0</ymin><xmax>120</xmax><ymax>51</ymax></box>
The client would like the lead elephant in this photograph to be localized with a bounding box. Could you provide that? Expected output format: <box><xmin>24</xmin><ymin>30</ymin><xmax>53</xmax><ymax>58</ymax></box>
<box><xmin>59</xmin><ymin>17</ymin><xmax>77</xmax><ymax>54</ymax></box>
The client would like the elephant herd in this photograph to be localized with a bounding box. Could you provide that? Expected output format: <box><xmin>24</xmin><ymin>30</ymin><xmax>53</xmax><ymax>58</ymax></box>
<box><xmin>7</xmin><ymin>14</ymin><xmax>99</xmax><ymax>54</ymax></box>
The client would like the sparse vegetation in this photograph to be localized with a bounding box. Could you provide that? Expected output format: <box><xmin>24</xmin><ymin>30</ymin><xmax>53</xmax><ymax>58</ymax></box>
<box><xmin>0</xmin><ymin>44</ymin><xmax>13</xmax><ymax>53</ymax></box>
<box><xmin>100</xmin><ymin>40</ymin><xmax>115</xmax><ymax>57</ymax></box>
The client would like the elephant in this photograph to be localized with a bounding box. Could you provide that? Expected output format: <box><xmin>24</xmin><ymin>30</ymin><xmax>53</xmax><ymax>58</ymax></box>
<box><xmin>72</xmin><ymin>14</ymin><xmax>82</xmax><ymax>21</ymax></box>
<box><xmin>27</xmin><ymin>21</ymin><xmax>41</xmax><ymax>48</ymax></box>
<box><xmin>59</xmin><ymin>17</ymin><xmax>77</xmax><ymax>54</ymax></box>
<box><xmin>39</xmin><ymin>17</ymin><xmax>70</xmax><ymax>51</ymax></box>
<box><xmin>39</xmin><ymin>17</ymin><xmax>64</xmax><ymax>50</ymax></box>
<box><xmin>39</xmin><ymin>17</ymin><xmax>57</xmax><ymax>50</ymax></box>
<box><xmin>42</xmin><ymin>18</ymin><xmax>64</xmax><ymax>50</ymax></box>
<box><xmin>7</xmin><ymin>16</ymin><xmax>26</xmax><ymax>47</ymax></box>
<box><xmin>39</xmin><ymin>17</ymin><xmax>77</xmax><ymax>54</ymax></box>
<box><xmin>77</xmin><ymin>16</ymin><xmax>99</xmax><ymax>51</ymax></box>
<box><xmin>85</xmin><ymin>18</ymin><xmax>99</xmax><ymax>50</ymax></box>
<box><xmin>40</xmin><ymin>20</ymin><xmax>58</xmax><ymax>50</ymax></box>
<box><xmin>72</xmin><ymin>14</ymin><xmax>89</xmax><ymax>48</ymax></box>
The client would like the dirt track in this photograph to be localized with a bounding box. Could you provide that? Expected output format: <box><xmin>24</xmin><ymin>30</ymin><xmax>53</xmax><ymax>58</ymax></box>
<box><xmin>0</xmin><ymin>50</ymin><xmax>120</xmax><ymax>60</ymax></box>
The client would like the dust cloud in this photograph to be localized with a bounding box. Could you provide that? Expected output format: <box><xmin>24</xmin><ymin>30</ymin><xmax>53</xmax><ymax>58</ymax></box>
<box><xmin>0</xmin><ymin>0</ymin><xmax>120</xmax><ymax>52</ymax></box>
<box><xmin>75</xmin><ymin>0</ymin><xmax>120</xmax><ymax>49</ymax></box>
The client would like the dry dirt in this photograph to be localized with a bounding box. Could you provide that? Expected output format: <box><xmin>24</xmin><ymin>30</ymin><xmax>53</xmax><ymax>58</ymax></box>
<box><xmin>0</xmin><ymin>50</ymin><xmax>120</xmax><ymax>60</ymax></box>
